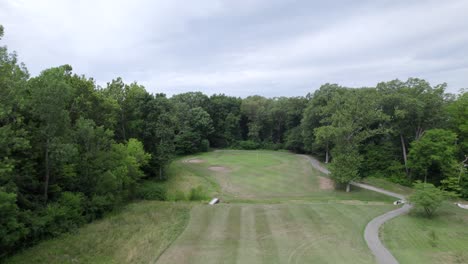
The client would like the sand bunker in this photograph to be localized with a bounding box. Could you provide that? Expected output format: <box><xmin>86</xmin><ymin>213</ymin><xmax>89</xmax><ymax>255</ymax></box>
<box><xmin>184</xmin><ymin>158</ymin><xmax>205</xmax><ymax>164</ymax></box>
<box><xmin>209</xmin><ymin>166</ymin><xmax>230</xmax><ymax>172</ymax></box>
<box><xmin>318</xmin><ymin>176</ymin><xmax>334</xmax><ymax>190</ymax></box>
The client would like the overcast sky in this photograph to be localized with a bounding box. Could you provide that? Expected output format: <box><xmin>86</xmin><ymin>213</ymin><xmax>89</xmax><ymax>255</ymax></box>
<box><xmin>1</xmin><ymin>0</ymin><xmax>467</xmax><ymax>97</ymax></box>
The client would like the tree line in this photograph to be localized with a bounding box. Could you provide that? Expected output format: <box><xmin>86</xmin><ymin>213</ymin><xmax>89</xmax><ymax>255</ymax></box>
<box><xmin>1</xmin><ymin>25</ymin><xmax>467</xmax><ymax>257</ymax></box>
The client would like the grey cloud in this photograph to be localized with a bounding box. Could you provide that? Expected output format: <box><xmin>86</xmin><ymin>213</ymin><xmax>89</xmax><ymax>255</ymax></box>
<box><xmin>1</xmin><ymin>0</ymin><xmax>467</xmax><ymax>97</ymax></box>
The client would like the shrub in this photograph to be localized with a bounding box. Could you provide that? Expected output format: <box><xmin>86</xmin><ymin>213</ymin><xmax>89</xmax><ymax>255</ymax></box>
<box><xmin>189</xmin><ymin>186</ymin><xmax>208</xmax><ymax>201</ymax></box>
<box><xmin>388</xmin><ymin>174</ymin><xmax>413</xmax><ymax>187</ymax></box>
<box><xmin>86</xmin><ymin>194</ymin><xmax>117</xmax><ymax>221</ymax></box>
<box><xmin>42</xmin><ymin>192</ymin><xmax>85</xmax><ymax>237</ymax></box>
<box><xmin>171</xmin><ymin>190</ymin><xmax>187</xmax><ymax>201</ymax></box>
<box><xmin>135</xmin><ymin>182</ymin><xmax>167</xmax><ymax>201</ymax></box>
<box><xmin>410</xmin><ymin>181</ymin><xmax>446</xmax><ymax>217</ymax></box>
<box><xmin>238</xmin><ymin>140</ymin><xmax>260</xmax><ymax>150</ymax></box>
<box><xmin>0</xmin><ymin>191</ymin><xmax>28</xmax><ymax>257</ymax></box>
<box><xmin>262</xmin><ymin>142</ymin><xmax>283</xmax><ymax>150</ymax></box>
<box><xmin>200</xmin><ymin>139</ymin><xmax>210</xmax><ymax>152</ymax></box>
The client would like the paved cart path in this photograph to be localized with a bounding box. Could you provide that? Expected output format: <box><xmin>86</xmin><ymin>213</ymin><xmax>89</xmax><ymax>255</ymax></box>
<box><xmin>301</xmin><ymin>155</ymin><xmax>412</xmax><ymax>264</ymax></box>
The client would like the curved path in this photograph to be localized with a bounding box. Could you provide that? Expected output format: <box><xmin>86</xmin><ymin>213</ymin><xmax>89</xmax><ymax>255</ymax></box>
<box><xmin>301</xmin><ymin>155</ymin><xmax>412</xmax><ymax>264</ymax></box>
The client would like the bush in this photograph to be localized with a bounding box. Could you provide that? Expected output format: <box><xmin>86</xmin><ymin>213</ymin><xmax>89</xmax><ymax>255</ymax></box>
<box><xmin>170</xmin><ymin>190</ymin><xmax>187</xmax><ymax>201</ymax></box>
<box><xmin>200</xmin><ymin>139</ymin><xmax>210</xmax><ymax>152</ymax></box>
<box><xmin>410</xmin><ymin>181</ymin><xmax>446</xmax><ymax>217</ymax></box>
<box><xmin>86</xmin><ymin>194</ymin><xmax>117</xmax><ymax>221</ymax></box>
<box><xmin>238</xmin><ymin>140</ymin><xmax>260</xmax><ymax>150</ymax></box>
<box><xmin>0</xmin><ymin>191</ymin><xmax>28</xmax><ymax>258</ymax></box>
<box><xmin>175</xmin><ymin>131</ymin><xmax>200</xmax><ymax>155</ymax></box>
<box><xmin>135</xmin><ymin>182</ymin><xmax>167</xmax><ymax>201</ymax></box>
<box><xmin>189</xmin><ymin>186</ymin><xmax>208</xmax><ymax>201</ymax></box>
<box><xmin>388</xmin><ymin>174</ymin><xmax>413</xmax><ymax>187</ymax></box>
<box><xmin>261</xmin><ymin>142</ymin><xmax>283</xmax><ymax>150</ymax></box>
<box><xmin>42</xmin><ymin>192</ymin><xmax>85</xmax><ymax>237</ymax></box>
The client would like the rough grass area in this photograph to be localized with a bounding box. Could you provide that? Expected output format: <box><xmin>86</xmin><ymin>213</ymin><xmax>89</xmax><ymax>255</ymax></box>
<box><xmin>5</xmin><ymin>202</ymin><xmax>190</xmax><ymax>264</ymax></box>
<box><xmin>382</xmin><ymin>203</ymin><xmax>468</xmax><ymax>264</ymax></box>
<box><xmin>162</xmin><ymin>156</ymin><xmax>221</xmax><ymax>201</ymax></box>
<box><xmin>157</xmin><ymin>203</ymin><xmax>395</xmax><ymax>264</ymax></box>
<box><xmin>361</xmin><ymin>177</ymin><xmax>413</xmax><ymax>196</ymax></box>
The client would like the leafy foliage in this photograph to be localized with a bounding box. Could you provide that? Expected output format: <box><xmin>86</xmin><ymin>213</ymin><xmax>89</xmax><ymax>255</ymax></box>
<box><xmin>188</xmin><ymin>186</ymin><xmax>208</xmax><ymax>201</ymax></box>
<box><xmin>1</xmin><ymin>23</ymin><xmax>467</xmax><ymax>259</ymax></box>
<box><xmin>410</xmin><ymin>182</ymin><xmax>446</xmax><ymax>217</ymax></box>
<box><xmin>408</xmin><ymin>129</ymin><xmax>458</xmax><ymax>184</ymax></box>
<box><xmin>136</xmin><ymin>181</ymin><xmax>167</xmax><ymax>201</ymax></box>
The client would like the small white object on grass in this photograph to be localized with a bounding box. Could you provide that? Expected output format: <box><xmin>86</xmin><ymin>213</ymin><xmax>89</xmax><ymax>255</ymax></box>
<box><xmin>209</xmin><ymin>198</ymin><xmax>219</xmax><ymax>205</ymax></box>
<box><xmin>456</xmin><ymin>203</ymin><xmax>468</xmax><ymax>210</ymax></box>
<box><xmin>393</xmin><ymin>200</ymin><xmax>405</xmax><ymax>205</ymax></box>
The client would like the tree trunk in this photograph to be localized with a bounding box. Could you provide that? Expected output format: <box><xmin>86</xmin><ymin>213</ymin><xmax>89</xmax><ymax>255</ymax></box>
<box><xmin>325</xmin><ymin>142</ymin><xmax>329</xmax><ymax>163</ymax></box>
<box><xmin>400</xmin><ymin>134</ymin><xmax>409</xmax><ymax>177</ymax></box>
<box><xmin>415</xmin><ymin>127</ymin><xmax>425</xmax><ymax>140</ymax></box>
<box><xmin>121</xmin><ymin>111</ymin><xmax>126</xmax><ymax>141</ymax></box>
<box><xmin>44</xmin><ymin>138</ymin><xmax>50</xmax><ymax>203</ymax></box>
<box><xmin>159</xmin><ymin>137</ymin><xmax>163</xmax><ymax>180</ymax></box>
<box><xmin>346</xmin><ymin>183</ymin><xmax>351</xmax><ymax>192</ymax></box>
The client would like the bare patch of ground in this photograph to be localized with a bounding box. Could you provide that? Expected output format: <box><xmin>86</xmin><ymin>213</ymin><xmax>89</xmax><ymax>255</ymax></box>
<box><xmin>208</xmin><ymin>166</ymin><xmax>230</xmax><ymax>172</ymax></box>
<box><xmin>318</xmin><ymin>176</ymin><xmax>334</xmax><ymax>190</ymax></box>
<box><xmin>184</xmin><ymin>158</ymin><xmax>205</xmax><ymax>164</ymax></box>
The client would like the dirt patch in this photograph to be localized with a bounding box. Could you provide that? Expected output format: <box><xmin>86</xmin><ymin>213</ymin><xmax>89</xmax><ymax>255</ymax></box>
<box><xmin>209</xmin><ymin>166</ymin><xmax>230</xmax><ymax>172</ymax></box>
<box><xmin>318</xmin><ymin>176</ymin><xmax>334</xmax><ymax>190</ymax></box>
<box><xmin>184</xmin><ymin>158</ymin><xmax>205</xmax><ymax>164</ymax></box>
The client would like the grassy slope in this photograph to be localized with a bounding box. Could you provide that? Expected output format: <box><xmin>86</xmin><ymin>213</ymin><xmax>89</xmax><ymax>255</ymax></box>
<box><xmin>6</xmin><ymin>202</ymin><xmax>190</xmax><ymax>264</ymax></box>
<box><xmin>167</xmin><ymin>150</ymin><xmax>394</xmax><ymax>203</ymax></box>
<box><xmin>158</xmin><ymin>203</ymin><xmax>394</xmax><ymax>264</ymax></box>
<box><xmin>155</xmin><ymin>150</ymin><xmax>396</xmax><ymax>263</ymax></box>
<box><xmin>382</xmin><ymin>204</ymin><xmax>468</xmax><ymax>264</ymax></box>
<box><xmin>361</xmin><ymin>177</ymin><xmax>413</xmax><ymax>196</ymax></box>
<box><xmin>356</xmin><ymin>175</ymin><xmax>468</xmax><ymax>264</ymax></box>
<box><xmin>5</xmin><ymin>150</ymin><xmax>398</xmax><ymax>264</ymax></box>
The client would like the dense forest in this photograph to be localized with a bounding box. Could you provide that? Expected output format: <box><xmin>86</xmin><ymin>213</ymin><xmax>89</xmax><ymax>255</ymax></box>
<box><xmin>1</xmin><ymin>24</ymin><xmax>467</xmax><ymax>257</ymax></box>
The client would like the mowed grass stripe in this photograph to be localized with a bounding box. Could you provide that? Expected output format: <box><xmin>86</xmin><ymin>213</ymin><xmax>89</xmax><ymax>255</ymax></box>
<box><xmin>337</xmin><ymin>205</ymin><xmax>381</xmax><ymax>263</ymax></box>
<box><xmin>237</xmin><ymin>206</ymin><xmax>262</xmax><ymax>263</ymax></box>
<box><xmin>215</xmin><ymin>206</ymin><xmax>242</xmax><ymax>264</ymax></box>
<box><xmin>255</xmin><ymin>206</ymin><xmax>280</xmax><ymax>264</ymax></box>
<box><xmin>156</xmin><ymin>206</ymin><xmax>214</xmax><ymax>264</ymax></box>
<box><xmin>271</xmin><ymin>205</ymin><xmax>312</xmax><ymax>264</ymax></box>
<box><xmin>323</xmin><ymin>204</ymin><xmax>372</xmax><ymax>263</ymax></box>
<box><xmin>288</xmin><ymin>205</ymin><xmax>328</xmax><ymax>263</ymax></box>
<box><xmin>191</xmin><ymin>206</ymin><xmax>231</xmax><ymax>264</ymax></box>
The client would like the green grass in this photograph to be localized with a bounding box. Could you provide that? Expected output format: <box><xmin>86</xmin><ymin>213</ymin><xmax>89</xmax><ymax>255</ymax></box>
<box><xmin>157</xmin><ymin>203</ymin><xmax>395</xmax><ymax>264</ymax></box>
<box><xmin>332</xmin><ymin>166</ymin><xmax>468</xmax><ymax>263</ymax></box>
<box><xmin>166</xmin><ymin>150</ymin><xmax>394</xmax><ymax>203</ymax></box>
<box><xmin>5</xmin><ymin>150</ymin><xmax>405</xmax><ymax>264</ymax></box>
<box><xmin>6</xmin><ymin>201</ymin><xmax>191</xmax><ymax>264</ymax></box>
<box><xmin>382</xmin><ymin>203</ymin><xmax>468</xmax><ymax>264</ymax></box>
<box><xmin>361</xmin><ymin>176</ymin><xmax>413</xmax><ymax>196</ymax></box>
<box><xmin>161</xmin><ymin>156</ymin><xmax>221</xmax><ymax>200</ymax></box>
